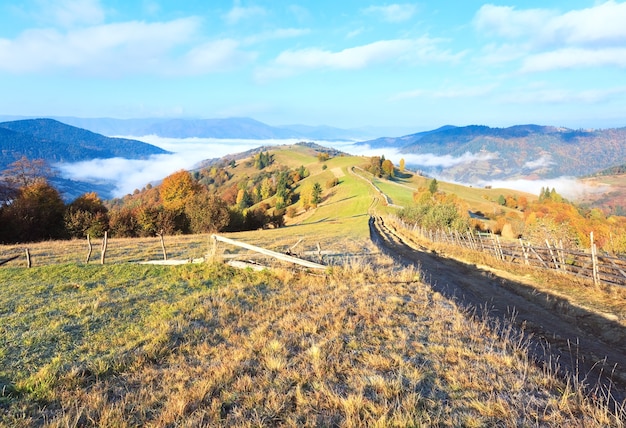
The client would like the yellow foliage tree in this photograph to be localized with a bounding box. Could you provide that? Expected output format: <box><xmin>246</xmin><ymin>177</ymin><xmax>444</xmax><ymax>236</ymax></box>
<box><xmin>160</xmin><ymin>170</ymin><xmax>198</xmax><ymax>211</ymax></box>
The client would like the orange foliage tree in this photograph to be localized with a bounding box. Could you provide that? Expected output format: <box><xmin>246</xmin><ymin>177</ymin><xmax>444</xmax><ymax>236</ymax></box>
<box><xmin>159</xmin><ymin>170</ymin><xmax>199</xmax><ymax>212</ymax></box>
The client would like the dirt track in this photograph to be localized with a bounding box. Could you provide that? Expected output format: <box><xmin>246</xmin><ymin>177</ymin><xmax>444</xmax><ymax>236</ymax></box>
<box><xmin>369</xmin><ymin>215</ymin><xmax>626</xmax><ymax>404</ymax></box>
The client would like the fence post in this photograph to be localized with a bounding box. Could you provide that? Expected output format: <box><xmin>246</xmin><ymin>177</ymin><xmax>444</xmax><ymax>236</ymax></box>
<box><xmin>157</xmin><ymin>232</ymin><xmax>167</xmax><ymax>261</ymax></box>
<box><xmin>85</xmin><ymin>234</ymin><xmax>93</xmax><ymax>263</ymax></box>
<box><xmin>25</xmin><ymin>248</ymin><xmax>31</xmax><ymax>268</ymax></box>
<box><xmin>100</xmin><ymin>231</ymin><xmax>108</xmax><ymax>265</ymax></box>
<box><xmin>591</xmin><ymin>231</ymin><xmax>599</xmax><ymax>286</ymax></box>
<box><xmin>519</xmin><ymin>239</ymin><xmax>529</xmax><ymax>265</ymax></box>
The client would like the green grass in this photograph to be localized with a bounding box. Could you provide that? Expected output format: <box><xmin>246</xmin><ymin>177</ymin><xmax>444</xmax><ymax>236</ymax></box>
<box><xmin>0</xmin><ymin>263</ymin><xmax>229</xmax><ymax>398</ymax></box>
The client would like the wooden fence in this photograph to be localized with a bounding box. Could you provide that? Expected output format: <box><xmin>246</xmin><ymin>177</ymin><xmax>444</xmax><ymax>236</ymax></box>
<box><xmin>391</xmin><ymin>217</ymin><xmax>626</xmax><ymax>287</ymax></box>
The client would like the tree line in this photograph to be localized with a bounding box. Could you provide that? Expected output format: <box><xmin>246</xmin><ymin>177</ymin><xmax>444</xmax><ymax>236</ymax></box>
<box><xmin>0</xmin><ymin>154</ymin><xmax>303</xmax><ymax>244</ymax></box>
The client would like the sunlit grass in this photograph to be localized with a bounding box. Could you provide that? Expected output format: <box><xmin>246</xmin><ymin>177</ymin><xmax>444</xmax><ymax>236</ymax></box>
<box><xmin>1</xmin><ymin>249</ymin><xmax>623</xmax><ymax>426</ymax></box>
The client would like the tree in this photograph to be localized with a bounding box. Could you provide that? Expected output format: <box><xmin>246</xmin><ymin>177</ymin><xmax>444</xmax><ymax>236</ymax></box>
<box><xmin>160</xmin><ymin>170</ymin><xmax>198</xmax><ymax>211</ymax></box>
<box><xmin>381</xmin><ymin>159</ymin><xmax>395</xmax><ymax>178</ymax></box>
<box><xmin>64</xmin><ymin>192</ymin><xmax>109</xmax><ymax>238</ymax></box>
<box><xmin>236</xmin><ymin>189</ymin><xmax>253</xmax><ymax>209</ymax></box>
<box><xmin>399</xmin><ymin>158</ymin><xmax>406</xmax><ymax>172</ymax></box>
<box><xmin>311</xmin><ymin>182</ymin><xmax>323</xmax><ymax>206</ymax></box>
<box><xmin>428</xmin><ymin>179</ymin><xmax>439</xmax><ymax>195</ymax></box>
<box><xmin>254</xmin><ymin>151</ymin><xmax>274</xmax><ymax>169</ymax></box>
<box><xmin>185</xmin><ymin>191</ymin><xmax>230</xmax><ymax>233</ymax></box>
<box><xmin>109</xmin><ymin>207</ymin><xmax>139</xmax><ymax>237</ymax></box>
<box><xmin>1</xmin><ymin>156</ymin><xmax>53</xmax><ymax>188</ymax></box>
<box><xmin>0</xmin><ymin>180</ymin><xmax>66</xmax><ymax>243</ymax></box>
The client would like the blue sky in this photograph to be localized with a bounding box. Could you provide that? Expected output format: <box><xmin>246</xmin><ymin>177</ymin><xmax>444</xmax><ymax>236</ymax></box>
<box><xmin>1</xmin><ymin>0</ymin><xmax>626</xmax><ymax>130</ymax></box>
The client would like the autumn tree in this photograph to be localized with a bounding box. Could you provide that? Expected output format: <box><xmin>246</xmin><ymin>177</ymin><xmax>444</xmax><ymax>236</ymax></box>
<box><xmin>381</xmin><ymin>159</ymin><xmax>395</xmax><ymax>178</ymax></box>
<box><xmin>160</xmin><ymin>170</ymin><xmax>199</xmax><ymax>212</ymax></box>
<box><xmin>399</xmin><ymin>158</ymin><xmax>406</xmax><ymax>172</ymax></box>
<box><xmin>1</xmin><ymin>156</ymin><xmax>53</xmax><ymax>188</ymax></box>
<box><xmin>185</xmin><ymin>190</ymin><xmax>230</xmax><ymax>233</ymax></box>
<box><xmin>108</xmin><ymin>207</ymin><xmax>139</xmax><ymax>238</ymax></box>
<box><xmin>64</xmin><ymin>192</ymin><xmax>109</xmax><ymax>238</ymax></box>
<box><xmin>0</xmin><ymin>180</ymin><xmax>66</xmax><ymax>243</ymax></box>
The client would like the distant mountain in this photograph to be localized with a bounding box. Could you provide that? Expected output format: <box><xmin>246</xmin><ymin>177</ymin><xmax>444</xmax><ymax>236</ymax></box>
<box><xmin>142</xmin><ymin>117</ymin><xmax>301</xmax><ymax>139</ymax></box>
<box><xmin>362</xmin><ymin>125</ymin><xmax>457</xmax><ymax>148</ymax></box>
<box><xmin>0</xmin><ymin>119</ymin><xmax>171</xmax><ymax>200</ymax></box>
<box><xmin>0</xmin><ymin>115</ymin><xmax>392</xmax><ymax>140</ymax></box>
<box><xmin>359</xmin><ymin>124</ymin><xmax>626</xmax><ymax>182</ymax></box>
<box><xmin>0</xmin><ymin>118</ymin><xmax>169</xmax><ymax>170</ymax></box>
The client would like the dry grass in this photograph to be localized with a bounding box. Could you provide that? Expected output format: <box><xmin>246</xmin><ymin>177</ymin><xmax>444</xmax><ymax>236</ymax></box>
<box><xmin>1</xmin><ymin>248</ymin><xmax>624</xmax><ymax>426</ymax></box>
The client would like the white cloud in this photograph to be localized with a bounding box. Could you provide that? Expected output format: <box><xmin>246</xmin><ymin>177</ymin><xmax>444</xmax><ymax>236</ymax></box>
<box><xmin>474</xmin><ymin>1</ymin><xmax>626</xmax><ymax>72</ymax></box>
<box><xmin>183</xmin><ymin>39</ymin><xmax>256</xmax><ymax>74</ymax></box>
<box><xmin>0</xmin><ymin>17</ymin><xmax>258</xmax><ymax>76</ymax></box>
<box><xmin>0</xmin><ymin>18</ymin><xmax>198</xmax><ymax>74</ymax></box>
<box><xmin>521</xmin><ymin>47</ymin><xmax>626</xmax><ymax>72</ymax></box>
<box><xmin>37</xmin><ymin>0</ymin><xmax>105</xmax><ymax>28</ymax></box>
<box><xmin>257</xmin><ymin>37</ymin><xmax>461</xmax><ymax>80</ymax></box>
<box><xmin>363</xmin><ymin>4</ymin><xmax>418</xmax><ymax>23</ymax></box>
<box><xmin>474</xmin><ymin>5</ymin><xmax>554</xmax><ymax>39</ymax></box>
<box><xmin>223</xmin><ymin>1</ymin><xmax>266</xmax><ymax>25</ymax></box>
<box><xmin>347</xmin><ymin>145</ymin><xmax>495</xmax><ymax>168</ymax></box>
<box><xmin>523</xmin><ymin>155</ymin><xmax>554</xmax><ymax>169</ymax></box>
<box><xmin>501</xmin><ymin>85</ymin><xmax>626</xmax><ymax>104</ymax></box>
<box><xmin>390</xmin><ymin>84</ymin><xmax>498</xmax><ymax>101</ymax></box>
<box><xmin>483</xmin><ymin>177</ymin><xmax>607</xmax><ymax>201</ymax></box>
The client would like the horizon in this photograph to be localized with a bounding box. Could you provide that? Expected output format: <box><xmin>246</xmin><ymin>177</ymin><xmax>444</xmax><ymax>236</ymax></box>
<box><xmin>1</xmin><ymin>1</ymin><xmax>626</xmax><ymax>130</ymax></box>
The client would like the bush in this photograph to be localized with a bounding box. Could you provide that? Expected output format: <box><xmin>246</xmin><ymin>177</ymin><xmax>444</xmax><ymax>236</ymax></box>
<box><xmin>326</xmin><ymin>178</ymin><xmax>339</xmax><ymax>189</ymax></box>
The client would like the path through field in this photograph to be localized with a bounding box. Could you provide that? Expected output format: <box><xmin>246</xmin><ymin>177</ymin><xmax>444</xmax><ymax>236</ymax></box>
<box><xmin>370</xmin><ymin>215</ymin><xmax>626</xmax><ymax>404</ymax></box>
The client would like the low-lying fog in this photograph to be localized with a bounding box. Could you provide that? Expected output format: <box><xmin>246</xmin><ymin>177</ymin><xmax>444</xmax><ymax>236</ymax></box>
<box><xmin>57</xmin><ymin>137</ymin><xmax>603</xmax><ymax>200</ymax></box>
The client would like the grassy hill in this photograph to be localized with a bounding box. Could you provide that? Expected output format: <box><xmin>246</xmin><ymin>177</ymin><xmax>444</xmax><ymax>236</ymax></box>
<box><xmin>1</xmin><ymin>145</ymin><xmax>624</xmax><ymax>426</ymax></box>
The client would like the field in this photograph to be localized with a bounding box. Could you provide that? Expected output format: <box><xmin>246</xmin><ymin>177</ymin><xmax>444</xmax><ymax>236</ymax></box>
<box><xmin>1</xmin><ymin>147</ymin><xmax>625</xmax><ymax>426</ymax></box>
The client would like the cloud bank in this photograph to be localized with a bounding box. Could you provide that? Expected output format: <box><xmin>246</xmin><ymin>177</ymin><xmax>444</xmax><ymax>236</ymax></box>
<box><xmin>57</xmin><ymin>137</ymin><xmax>354</xmax><ymax>197</ymax></box>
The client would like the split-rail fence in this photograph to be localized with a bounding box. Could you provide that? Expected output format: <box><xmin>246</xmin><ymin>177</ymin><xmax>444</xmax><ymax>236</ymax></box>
<box><xmin>391</xmin><ymin>217</ymin><xmax>626</xmax><ymax>287</ymax></box>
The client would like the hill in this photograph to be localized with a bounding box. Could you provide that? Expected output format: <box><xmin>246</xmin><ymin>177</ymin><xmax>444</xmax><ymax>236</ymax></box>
<box><xmin>360</xmin><ymin>124</ymin><xmax>626</xmax><ymax>182</ymax></box>
<box><xmin>0</xmin><ymin>118</ymin><xmax>169</xmax><ymax>170</ymax></box>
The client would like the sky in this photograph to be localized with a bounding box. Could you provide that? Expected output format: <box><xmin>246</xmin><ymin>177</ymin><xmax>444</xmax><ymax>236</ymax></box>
<box><xmin>1</xmin><ymin>0</ymin><xmax>626</xmax><ymax>131</ymax></box>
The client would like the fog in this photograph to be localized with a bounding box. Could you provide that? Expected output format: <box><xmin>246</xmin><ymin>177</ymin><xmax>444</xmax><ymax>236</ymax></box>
<box><xmin>482</xmin><ymin>177</ymin><xmax>609</xmax><ymax>201</ymax></box>
<box><xmin>57</xmin><ymin>136</ymin><xmax>356</xmax><ymax>197</ymax></box>
<box><xmin>56</xmin><ymin>138</ymin><xmax>604</xmax><ymax>201</ymax></box>
<box><xmin>353</xmin><ymin>145</ymin><xmax>496</xmax><ymax>168</ymax></box>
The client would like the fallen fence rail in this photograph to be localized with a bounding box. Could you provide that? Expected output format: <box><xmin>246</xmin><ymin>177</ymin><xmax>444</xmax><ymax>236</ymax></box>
<box><xmin>210</xmin><ymin>234</ymin><xmax>326</xmax><ymax>270</ymax></box>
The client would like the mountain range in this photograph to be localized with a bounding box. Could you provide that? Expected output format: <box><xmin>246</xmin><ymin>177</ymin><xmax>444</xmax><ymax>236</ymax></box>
<box><xmin>0</xmin><ymin>115</ymin><xmax>412</xmax><ymax>141</ymax></box>
<box><xmin>360</xmin><ymin>124</ymin><xmax>626</xmax><ymax>183</ymax></box>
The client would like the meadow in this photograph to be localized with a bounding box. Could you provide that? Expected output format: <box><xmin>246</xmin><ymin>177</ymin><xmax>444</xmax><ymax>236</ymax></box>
<box><xmin>2</xmin><ymin>252</ymin><xmax>623</xmax><ymax>426</ymax></box>
<box><xmin>1</xmin><ymin>150</ymin><xmax>625</xmax><ymax>426</ymax></box>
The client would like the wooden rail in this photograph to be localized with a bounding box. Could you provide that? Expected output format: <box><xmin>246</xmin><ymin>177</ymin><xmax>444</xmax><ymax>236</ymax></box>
<box><xmin>210</xmin><ymin>234</ymin><xmax>326</xmax><ymax>270</ymax></box>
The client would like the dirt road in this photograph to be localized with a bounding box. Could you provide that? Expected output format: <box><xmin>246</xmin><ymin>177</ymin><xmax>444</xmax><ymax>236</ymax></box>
<box><xmin>370</xmin><ymin>215</ymin><xmax>626</xmax><ymax>403</ymax></box>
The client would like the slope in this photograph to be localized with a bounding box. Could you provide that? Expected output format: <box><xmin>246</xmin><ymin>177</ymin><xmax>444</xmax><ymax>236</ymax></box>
<box><xmin>0</xmin><ymin>118</ymin><xmax>169</xmax><ymax>170</ymax></box>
